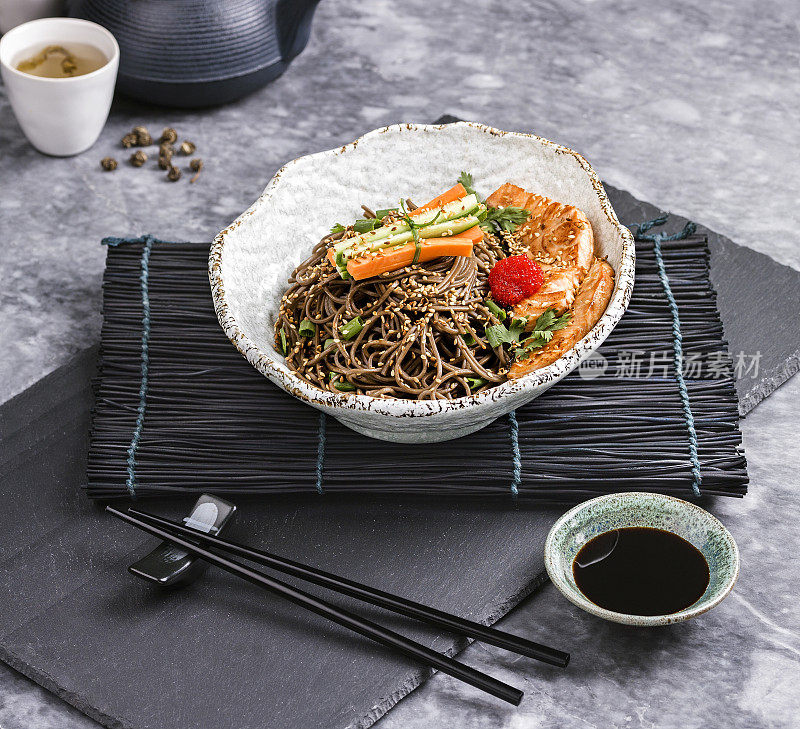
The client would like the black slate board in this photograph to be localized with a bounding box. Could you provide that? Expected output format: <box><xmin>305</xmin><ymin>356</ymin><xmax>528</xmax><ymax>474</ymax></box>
<box><xmin>0</xmin><ymin>347</ymin><xmax>561</xmax><ymax>729</ymax></box>
<box><xmin>1</xmin><ymin>184</ymin><xmax>797</xmax><ymax>729</ymax></box>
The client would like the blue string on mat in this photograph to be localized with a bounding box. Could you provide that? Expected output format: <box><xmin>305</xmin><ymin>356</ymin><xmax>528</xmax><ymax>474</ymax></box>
<box><xmin>508</xmin><ymin>411</ymin><xmax>521</xmax><ymax>496</ymax></box>
<box><xmin>634</xmin><ymin>215</ymin><xmax>702</xmax><ymax>497</ymax></box>
<box><xmin>316</xmin><ymin>412</ymin><xmax>326</xmax><ymax>494</ymax></box>
<box><xmin>102</xmin><ymin>235</ymin><xmax>157</xmax><ymax>499</ymax></box>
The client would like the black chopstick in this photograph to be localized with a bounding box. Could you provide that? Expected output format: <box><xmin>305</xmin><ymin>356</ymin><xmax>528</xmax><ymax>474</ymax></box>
<box><xmin>129</xmin><ymin>506</ymin><xmax>569</xmax><ymax>668</ymax></box>
<box><xmin>107</xmin><ymin>507</ymin><xmax>523</xmax><ymax>705</ymax></box>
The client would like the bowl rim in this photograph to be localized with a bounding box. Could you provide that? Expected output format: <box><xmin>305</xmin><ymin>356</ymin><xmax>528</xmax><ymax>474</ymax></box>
<box><xmin>544</xmin><ymin>492</ymin><xmax>740</xmax><ymax>626</ymax></box>
<box><xmin>209</xmin><ymin>121</ymin><xmax>636</xmax><ymax>419</ymax></box>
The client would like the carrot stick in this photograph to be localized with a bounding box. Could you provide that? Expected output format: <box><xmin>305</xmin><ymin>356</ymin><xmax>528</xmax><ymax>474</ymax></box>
<box><xmin>452</xmin><ymin>225</ymin><xmax>483</xmax><ymax>244</ymax></box>
<box><xmin>409</xmin><ymin>183</ymin><xmax>468</xmax><ymax>216</ymax></box>
<box><xmin>346</xmin><ymin>237</ymin><xmax>475</xmax><ymax>280</ymax></box>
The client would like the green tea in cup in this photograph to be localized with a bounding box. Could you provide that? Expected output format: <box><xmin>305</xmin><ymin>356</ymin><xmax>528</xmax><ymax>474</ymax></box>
<box><xmin>16</xmin><ymin>43</ymin><xmax>107</xmax><ymax>78</ymax></box>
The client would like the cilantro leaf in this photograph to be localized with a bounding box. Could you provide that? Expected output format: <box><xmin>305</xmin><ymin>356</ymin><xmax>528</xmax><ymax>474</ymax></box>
<box><xmin>534</xmin><ymin>309</ymin><xmax>571</xmax><ymax>333</ymax></box>
<box><xmin>329</xmin><ymin>222</ymin><xmax>346</xmax><ymax>235</ymax></box>
<box><xmin>485</xmin><ymin>316</ymin><xmax>528</xmax><ymax>348</ymax></box>
<box><xmin>485</xmin><ymin>324</ymin><xmax>511</xmax><ymax>348</ymax></box>
<box><xmin>480</xmin><ymin>206</ymin><xmax>531</xmax><ymax>234</ymax></box>
<box><xmin>457</xmin><ymin>171</ymin><xmax>478</xmax><ymax>197</ymax></box>
<box><xmin>512</xmin><ymin>308</ymin><xmax>572</xmax><ymax>360</ymax></box>
<box><xmin>455</xmin><ymin>173</ymin><xmax>530</xmax><ymax>234</ymax></box>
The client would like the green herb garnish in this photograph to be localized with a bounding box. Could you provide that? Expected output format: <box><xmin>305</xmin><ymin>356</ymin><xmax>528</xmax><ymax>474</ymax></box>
<box><xmin>480</xmin><ymin>206</ymin><xmax>531</xmax><ymax>234</ymax></box>
<box><xmin>329</xmin><ymin>372</ymin><xmax>356</xmax><ymax>391</ymax></box>
<box><xmin>375</xmin><ymin>208</ymin><xmax>397</xmax><ymax>219</ymax></box>
<box><xmin>457</xmin><ymin>171</ymin><xmax>528</xmax><ymax>234</ymax></box>
<box><xmin>457</xmin><ymin>171</ymin><xmax>478</xmax><ymax>197</ymax></box>
<box><xmin>485</xmin><ymin>325</ymin><xmax>507</xmax><ymax>349</ymax></box>
<box><xmin>353</xmin><ymin>218</ymin><xmax>382</xmax><ymax>234</ymax></box>
<box><xmin>330</xmin><ymin>222</ymin><xmax>346</xmax><ymax>235</ymax></box>
<box><xmin>324</xmin><ymin>338</ymin><xmax>336</xmax><ymax>350</ymax></box>
<box><xmin>339</xmin><ymin>316</ymin><xmax>365</xmax><ymax>341</ymax></box>
<box><xmin>466</xmin><ymin>376</ymin><xmax>487</xmax><ymax>391</ymax></box>
<box><xmin>512</xmin><ymin>309</ymin><xmax>572</xmax><ymax>359</ymax></box>
<box><xmin>299</xmin><ymin>319</ymin><xmax>315</xmax><ymax>337</ymax></box>
<box><xmin>462</xmin><ymin>333</ymin><xmax>476</xmax><ymax>346</ymax></box>
<box><xmin>279</xmin><ymin>328</ymin><xmax>287</xmax><ymax>354</ymax></box>
<box><xmin>533</xmin><ymin>308</ymin><xmax>571</xmax><ymax>332</ymax></box>
<box><xmin>486</xmin><ymin>299</ymin><xmax>507</xmax><ymax>321</ymax></box>
<box><xmin>485</xmin><ymin>317</ymin><xmax>528</xmax><ymax>348</ymax></box>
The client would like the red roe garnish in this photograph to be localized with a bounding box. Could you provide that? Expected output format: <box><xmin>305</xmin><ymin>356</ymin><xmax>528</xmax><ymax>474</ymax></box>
<box><xmin>489</xmin><ymin>255</ymin><xmax>544</xmax><ymax>307</ymax></box>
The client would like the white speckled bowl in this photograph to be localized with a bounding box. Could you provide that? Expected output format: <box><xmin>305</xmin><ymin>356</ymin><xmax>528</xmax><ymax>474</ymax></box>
<box><xmin>209</xmin><ymin>122</ymin><xmax>635</xmax><ymax>442</ymax></box>
<box><xmin>544</xmin><ymin>492</ymin><xmax>740</xmax><ymax>626</ymax></box>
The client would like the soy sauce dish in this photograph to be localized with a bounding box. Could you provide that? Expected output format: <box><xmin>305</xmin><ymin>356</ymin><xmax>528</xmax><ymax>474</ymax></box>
<box><xmin>544</xmin><ymin>492</ymin><xmax>739</xmax><ymax>626</ymax></box>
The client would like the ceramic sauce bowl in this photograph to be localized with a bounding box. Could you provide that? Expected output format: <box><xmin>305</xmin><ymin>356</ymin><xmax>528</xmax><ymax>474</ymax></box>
<box><xmin>544</xmin><ymin>492</ymin><xmax>739</xmax><ymax>626</ymax></box>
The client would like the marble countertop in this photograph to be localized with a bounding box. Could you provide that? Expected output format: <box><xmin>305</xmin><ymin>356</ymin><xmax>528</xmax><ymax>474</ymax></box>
<box><xmin>1</xmin><ymin>0</ymin><xmax>798</xmax><ymax>727</ymax></box>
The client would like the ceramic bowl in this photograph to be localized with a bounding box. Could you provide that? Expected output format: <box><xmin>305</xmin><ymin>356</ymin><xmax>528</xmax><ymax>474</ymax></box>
<box><xmin>209</xmin><ymin>122</ymin><xmax>636</xmax><ymax>443</ymax></box>
<box><xmin>544</xmin><ymin>492</ymin><xmax>740</xmax><ymax>626</ymax></box>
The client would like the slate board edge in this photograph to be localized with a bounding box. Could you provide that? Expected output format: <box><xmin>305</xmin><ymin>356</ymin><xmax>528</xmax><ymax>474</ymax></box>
<box><xmin>703</xmin><ymin>224</ymin><xmax>800</xmax><ymax>415</ymax></box>
<box><xmin>738</xmin><ymin>351</ymin><xmax>799</xmax><ymax>415</ymax></box>
<box><xmin>0</xmin><ymin>645</ymin><xmax>132</xmax><ymax>729</ymax></box>
<box><xmin>0</xmin><ymin>346</ymin><xmax>130</xmax><ymax>729</ymax></box>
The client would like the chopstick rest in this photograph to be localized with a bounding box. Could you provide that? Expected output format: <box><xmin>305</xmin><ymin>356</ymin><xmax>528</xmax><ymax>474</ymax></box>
<box><xmin>128</xmin><ymin>494</ymin><xmax>236</xmax><ymax>587</ymax></box>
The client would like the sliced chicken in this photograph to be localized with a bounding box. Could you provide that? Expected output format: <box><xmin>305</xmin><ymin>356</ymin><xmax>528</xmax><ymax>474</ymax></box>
<box><xmin>508</xmin><ymin>259</ymin><xmax>614</xmax><ymax>379</ymax></box>
<box><xmin>486</xmin><ymin>183</ymin><xmax>594</xmax><ymax>274</ymax></box>
<box><xmin>511</xmin><ymin>265</ymin><xmax>583</xmax><ymax>322</ymax></box>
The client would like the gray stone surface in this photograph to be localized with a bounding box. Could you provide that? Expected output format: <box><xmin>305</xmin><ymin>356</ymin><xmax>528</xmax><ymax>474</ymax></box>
<box><xmin>0</xmin><ymin>0</ymin><xmax>798</xmax><ymax>727</ymax></box>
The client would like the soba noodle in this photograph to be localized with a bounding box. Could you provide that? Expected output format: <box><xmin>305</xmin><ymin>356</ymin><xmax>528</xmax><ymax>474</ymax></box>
<box><xmin>275</xmin><ymin>207</ymin><xmax>512</xmax><ymax>400</ymax></box>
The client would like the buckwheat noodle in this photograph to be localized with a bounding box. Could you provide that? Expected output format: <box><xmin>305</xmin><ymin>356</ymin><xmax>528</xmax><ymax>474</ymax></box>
<box><xmin>276</xmin><ymin>204</ymin><xmax>510</xmax><ymax>400</ymax></box>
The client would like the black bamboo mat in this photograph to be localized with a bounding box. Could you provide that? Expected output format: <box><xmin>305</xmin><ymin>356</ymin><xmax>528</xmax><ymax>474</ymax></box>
<box><xmin>87</xmin><ymin>224</ymin><xmax>747</xmax><ymax>501</ymax></box>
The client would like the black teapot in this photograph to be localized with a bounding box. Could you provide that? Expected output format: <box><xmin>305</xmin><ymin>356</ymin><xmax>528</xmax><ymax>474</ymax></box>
<box><xmin>68</xmin><ymin>0</ymin><xmax>319</xmax><ymax>107</ymax></box>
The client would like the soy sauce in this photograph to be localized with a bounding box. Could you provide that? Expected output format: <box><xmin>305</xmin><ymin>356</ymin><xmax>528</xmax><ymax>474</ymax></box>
<box><xmin>573</xmin><ymin>527</ymin><xmax>710</xmax><ymax>616</ymax></box>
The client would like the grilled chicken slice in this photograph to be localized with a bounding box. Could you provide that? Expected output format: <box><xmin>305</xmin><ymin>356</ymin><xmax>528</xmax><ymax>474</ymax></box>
<box><xmin>508</xmin><ymin>259</ymin><xmax>614</xmax><ymax>379</ymax></box>
<box><xmin>486</xmin><ymin>183</ymin><xmax>594</xmax><ymax>274</ymax></box>
<box><xmin>511</xmin><ymin>265</ymin><xmax>584</xmax><ymax>323</ymax></box>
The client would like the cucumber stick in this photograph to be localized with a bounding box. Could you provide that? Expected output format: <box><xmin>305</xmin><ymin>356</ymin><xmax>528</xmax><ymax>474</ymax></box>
<box><xmin>333</xmin><ymin>194</ymin><xmax>481</xmax><ymax>256</ymax></box>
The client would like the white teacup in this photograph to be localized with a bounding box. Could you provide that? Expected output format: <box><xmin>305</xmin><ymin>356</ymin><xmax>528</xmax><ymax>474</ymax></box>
<box><xmin>0</xmin><ymin>17</ymin><xmax>119</xmax><ymax>156</ymax></box>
